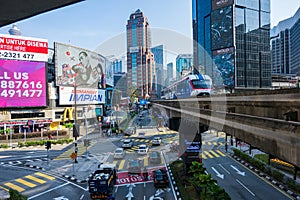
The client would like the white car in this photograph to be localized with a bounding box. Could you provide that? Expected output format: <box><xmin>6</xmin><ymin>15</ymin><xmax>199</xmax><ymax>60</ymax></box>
<box><xmin>137</xmin><ymin>144</ymin><xmax>148</xmax><ymax>155</ymax></box>
<box><xmin>152</xmin><ymin>136</ymin><xmax>162</xmax><ymax>146</ymax></box>
<box><xmin>114</xmin><ymin>148</ymin><xmax>125</xmax><ymax>159</ymax></box>
<box><xmin>122</xmin><ymin>139</ymin><xmax>133</xmax><ymax>148</ymax></box>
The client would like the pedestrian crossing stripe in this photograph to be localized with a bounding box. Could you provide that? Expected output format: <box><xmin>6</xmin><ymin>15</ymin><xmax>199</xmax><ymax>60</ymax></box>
<box><xmin>25</xmin><ymin>175</ymin><xmax>46</xmax><ymax>184</ymax></box>
<box><xmin>0</xmin><ymin>185</ymin><xmax>8</xmax><ymax>192</ymax></box>
<box><xmin>35</xmin><ymin>172</ymin><xmax>55</xmax><ymax>180</ymax></box>
<box><xmin>202</xmin><ymin>142</ymin><xmax>224</xmax><ymax>145</ymax></box>
<box><xmin>209</xmin><ymin>150</ymin><xmax>220</xmax><ymax>158</ymax></box>
<box><xmin>2</xmin><ymin>172</ymin><xmax>55</xmax><ymax>193</ymax></box>
<box><xmin>15</xmin><ymin>178</ymin><xmax>36</xmax><ymax>188</ymax></box>
<box><xmin>4</xmin><ymin>182</ymin><xmax>24</xmax><ymax>192</ymax></box>
<box><xmin>203</xmin><ymin>151</ymin><xmax>214</xmax><ymax>158</ymax></box>
<box><xmin>216</xmin><ymin>150</ymin><xmax>226</xmax><ymax>156</ymax></box>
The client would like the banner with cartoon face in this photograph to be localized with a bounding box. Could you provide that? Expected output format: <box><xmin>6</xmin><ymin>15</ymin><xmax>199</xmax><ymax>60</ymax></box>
<box><xmin>55</xmin><ymin>42</ymin><xmax>106</xmax><ymax>89</ymax></box>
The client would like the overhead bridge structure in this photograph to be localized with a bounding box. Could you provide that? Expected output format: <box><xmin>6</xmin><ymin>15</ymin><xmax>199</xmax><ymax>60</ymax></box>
<box><xmin>153</xmin><ymin>88</ymin><xmax>300</xmax><ymax>169</ymax></box>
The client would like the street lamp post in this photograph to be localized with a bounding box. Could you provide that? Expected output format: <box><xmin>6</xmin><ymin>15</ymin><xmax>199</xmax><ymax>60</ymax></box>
<box><xmin>83</xmin><ymin>107</ymin><xmax>89</xmax><ymax>157</ymax></box>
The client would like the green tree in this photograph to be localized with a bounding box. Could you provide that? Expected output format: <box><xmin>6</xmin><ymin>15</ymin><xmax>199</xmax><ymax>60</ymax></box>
<box><xmin>64</xmin><ymin>123</ymin><xmax>73</xmax><ymax>138</ymax></box>
<box><xmin>9</xmin><ymin>189</ymin><xmax>27</xmax><ymax>200</ymax></box>
<box><xmin>189</xmin><ymin>161</ymin><xmax>206</xmax><ymax>175</ymax></box>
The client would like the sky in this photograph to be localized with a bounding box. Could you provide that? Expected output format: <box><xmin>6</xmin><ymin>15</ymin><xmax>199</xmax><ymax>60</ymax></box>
<box><xmin>0</xmin><ymin>0</ymin><xmax>299</xmax><ymax>64</ymax></box>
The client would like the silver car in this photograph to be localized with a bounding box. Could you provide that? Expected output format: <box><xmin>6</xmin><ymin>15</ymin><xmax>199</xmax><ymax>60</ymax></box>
<box><xmin>114</xmin><ymin>148</ymin><xmax>126</xmax><ymax>159</ymax></box>
<box><xmin>122</xmin><ymin>139</ymin><xmax>133</xmax><ymax>148</ymax></box>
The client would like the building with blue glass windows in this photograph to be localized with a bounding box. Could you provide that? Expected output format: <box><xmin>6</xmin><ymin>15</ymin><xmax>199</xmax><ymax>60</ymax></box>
<box><xmin>271</xmin><ymin>7</ymin><xmax>300</xmax><ymax>75</ymax></box>
<box><xmin>193</xmin><ymin>0</ymin><xmax>271</xmax><ymax>91</ymax></box>
<box><xmin>126</xmin><ymin>9</ymin><xmax>155</xmax><ymax>99</ymax></box>
<box><xmin>176</xmin><ymin>54</ymin><xmax>193</xmax><ymax>80</ymax></box>
<box><xmin>151</xmin><ymin>45</ymin><xmax>164</xmax><ymax>98</ymax></box>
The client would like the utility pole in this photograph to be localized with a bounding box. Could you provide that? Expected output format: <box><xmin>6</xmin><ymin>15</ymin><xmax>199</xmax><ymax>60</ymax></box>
<box><xmin>73</xmin><ymin>83</ymin><xmax>78</xmax><ymax>164</ymax></box>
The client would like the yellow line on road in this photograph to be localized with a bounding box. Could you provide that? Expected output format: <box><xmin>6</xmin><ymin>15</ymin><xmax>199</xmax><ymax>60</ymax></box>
<box><xmin>207</xmin><ymin>142</ymin><xmax>212</xmax><ymax>145</ymax></box>
<box><xmin>35</xmin><ymin>172</ymin><xmax>55</xmax><ymax>180</ymax></box>
<box><xmin>202</xmin><ymin>153</ymin><xmax>207</xmax><ymax>159</ymax></box>
<box><xmin>4</xmin><ymin>182</ymin><xmax>24</xmax><ymax>192</ymax></box>
<box><xmin>144</xmin><ymin>157</ymin><xmax>148</xmax><ymax>166</ymax></box>
<box><xmin>118</xmin><ymin>160</ymin><xmax>125</xmax><ymax>170</ymax></box>
<box><xmin>25</xmin><ymin>175</ymin><xmax>46</xmax><ymax>184</ymax></box>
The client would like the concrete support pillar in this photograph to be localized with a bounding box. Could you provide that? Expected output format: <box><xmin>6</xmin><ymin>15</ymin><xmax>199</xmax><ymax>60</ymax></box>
<box><xmin>294</xmin><ymin>166</ymin><xmax>299</xmax><ymax>180</ymax></box>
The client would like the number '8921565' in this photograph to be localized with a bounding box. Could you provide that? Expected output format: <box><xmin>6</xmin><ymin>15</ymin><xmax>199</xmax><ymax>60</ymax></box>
<box><xmin>1</xmin><ymin>80</ymin><xmax>43</xmax><ymax>89</ymax></box>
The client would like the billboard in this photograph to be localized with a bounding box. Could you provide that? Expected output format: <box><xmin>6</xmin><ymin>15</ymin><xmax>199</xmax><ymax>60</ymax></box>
<box><xmin>59</xmin><ymin>87</ymin><xmax>105</xmax><ymax>105</ymax></box>
<box><xmin>0</xmin><ymin>60</ymin><xmax>47</xmax><ymax>107</ymax></box>
<box><xmin>105</xmin><ymin>59</ymin><xmax>113</xmax><ymax>87</ymax></box>
<box><xmin>55</xmin><ymin>42</ymin><xmax>106</xmax><ymax>89</ymax></box>
<box><xmin>0</xmin><ymin>34</ymin><xmax>48</xmax><ymax>62</ymax></box>
<box><xmin>211</xmin><ymin>6</ymin><xmax>233</xmax><ymax>50</ymax></box>
<box><xmin>212</xmin><ymin>47</ymin><xmax>235</xmax><ymax>88</ymax></box>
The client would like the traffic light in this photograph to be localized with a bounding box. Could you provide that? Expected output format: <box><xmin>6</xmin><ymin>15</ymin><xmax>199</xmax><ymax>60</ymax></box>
<box><xmin>97</xmin><ymin>115</ymin><xmax>103</xmax><ymax>122</ymax></box>
<box><xmin>73</xmin><ymin>124</ymin><xmax>80</xmax><ymax>138</ymax></box>
<box><xmin>45</xmin><ymin>141</ymin><xmax>51</xmax><ymax>150</ymax></box>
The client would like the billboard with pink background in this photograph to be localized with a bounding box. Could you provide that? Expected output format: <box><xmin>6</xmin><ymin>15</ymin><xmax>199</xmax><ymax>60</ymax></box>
<box><xmin>0</xmin><ymin>60</ymin><xmax>47</xmax><ymax>107</ymax></box>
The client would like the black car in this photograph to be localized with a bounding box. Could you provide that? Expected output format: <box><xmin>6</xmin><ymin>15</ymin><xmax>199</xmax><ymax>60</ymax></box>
<box><xmin>153</xmin><ymin>169</ymin><xmax>169</xmax><ymax>188</ymax></box>
<box><xmin>148</xmin><ymin>151</ymin><xmax>162</xmax><ymax>164</ymax></box>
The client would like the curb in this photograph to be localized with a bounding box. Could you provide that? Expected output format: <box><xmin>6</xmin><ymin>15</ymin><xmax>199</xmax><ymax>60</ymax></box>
<box><xmin>231</xmin><ymin>154</ymin><xmax>300</xmax><ymax>199</ymax></box>
<box><xmin>166</xmin><ymin>163</ymin><xmax>182</xmax><ymax>200</ymax></box>
<box><xmin>62</xmin><ymin>175</ymin><xmax>87</xmax><ymax>184</ymax></box>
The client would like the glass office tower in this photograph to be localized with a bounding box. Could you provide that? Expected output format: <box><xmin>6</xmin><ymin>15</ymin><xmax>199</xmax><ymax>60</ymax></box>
<box><xmin>193</xmin><ymin>0</ymin><xmax>271</xmax><ymax>91</ymax></box>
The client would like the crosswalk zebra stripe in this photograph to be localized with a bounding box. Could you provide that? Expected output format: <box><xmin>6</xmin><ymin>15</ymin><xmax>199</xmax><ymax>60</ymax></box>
<box><xmin>15</xmin><ymin>178</ymin><xmax>36</xmax><ymax>188</ymax></box>
<box><xmin>216</xmin><ymin>150</ymin><xmax>226</xmax><ymax>156</ymax></box>
<box><xmin>4</xmin><ymin>182</ymin><xmax>24</xmax><ymax>192</ymax></box>
<box><xmin>203</xmin><ymin>151</ymin><xmax>213</xmax><ymax>158</ymax></box>
<box><xmin>209</xmin><ymin>150</ymin><xmax>220</xmax><ymax>157</ymax></box>
<box><xmin>35</xmin><ymin>172</ymin><xmax>55</xmax><ymax>180</ymax></box>
<box><xmin>25</xmin><ymin>175</ymin><xmax>46</xmax><ymax>184</ymax></box>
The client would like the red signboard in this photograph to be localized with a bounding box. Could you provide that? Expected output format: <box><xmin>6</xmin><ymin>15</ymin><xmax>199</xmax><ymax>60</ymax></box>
<box><xmin>0</xmin><ymin>34</ymin><xmax>48</xmax><ymax>62</ymax></box>
<box><xmin>116</xmin><ymin>166</ymin><xmax>166</xmax><ymax>185</ymax></box>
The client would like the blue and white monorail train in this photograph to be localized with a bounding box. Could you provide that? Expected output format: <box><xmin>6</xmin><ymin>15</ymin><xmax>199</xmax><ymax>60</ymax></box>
<box><xmin>161</xmin><ymin>74</ymin><xmax>212</xmax><ymax>99</ymax></box>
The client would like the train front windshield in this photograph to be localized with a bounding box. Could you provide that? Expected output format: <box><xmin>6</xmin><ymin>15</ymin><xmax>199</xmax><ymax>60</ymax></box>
<box><xmin>191</xmin><ymin>80</ymin><xmax>211</xmax><ymax>89</ymax></box>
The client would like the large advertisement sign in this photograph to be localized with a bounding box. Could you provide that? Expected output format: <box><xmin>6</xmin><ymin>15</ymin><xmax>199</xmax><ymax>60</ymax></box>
<box><xmin>211</xmin><ymin>6</ymin><xmax>233</xmax><ymax>50</ymax></box>
<box><xmin>59</xmin><ymin>87</ymin><xmax>105</xmax><ymax>105</ymax></box>
<box><xmin>213</xmin><ymin>47</ymin><xmax>235</xmax><ymax>88</ymax></box>
<box><xmin>0</xmin><ymin>60</ymin><xmax>47</xmax><ymax>107</ymax></box>
<box><xmin>105</xmin><ymin>59</ymin><xmax>113</xmax><ymax>87</ymax></box>
<box><xmin>0</xmin><ymin>34</ymin><xmax>48</xmax><ymax>62</ymax></box>
<box><xmin>55</xmin><ymin>42</ymin><xmax>106</xmax><ymax>89</ymax></box>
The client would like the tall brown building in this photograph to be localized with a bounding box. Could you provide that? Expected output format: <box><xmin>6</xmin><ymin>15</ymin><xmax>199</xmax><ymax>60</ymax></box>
<box><xmin>126</xmin><ymin>9</ymin><xmax>155</xmax><ymax>99</ymax></box>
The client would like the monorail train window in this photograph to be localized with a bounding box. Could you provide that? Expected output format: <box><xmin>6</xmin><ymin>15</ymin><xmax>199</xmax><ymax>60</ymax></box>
<box><xmin>192</xmin><ymin>80</ymin><xmax>210</xmax><ymax>89</ymax></box>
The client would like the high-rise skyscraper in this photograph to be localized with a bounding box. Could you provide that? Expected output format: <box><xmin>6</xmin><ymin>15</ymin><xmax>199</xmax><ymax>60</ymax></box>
<box><xmin>112</xmin><ymin>59</ymin><xmax>122</xmax><ymax>73</ymax></box>
<box><xmin>176</xmin><ymin>54</ymin><xmax>193</xmax><ymax>80</ymax></box>
<box><xmin>193</xmin><ymin>0</ymin><xmax>271</xmax><ymax>91</ymax></box>
<box><xmin>126</xmin><ymin>9</ymin><xmax>155</xmax><ymax>99</ymax></box>
<box><xmin>271</xmin><ymin>7</ymin><xmax>300</xmax><ymax>75</ymax></box>
<box><xmin>166</xmin><ymin>62</ymin><xmax>174</xmax><ymax>86</ymax></box>
<box><xmin>151</xmin><ymin>45</ymin><xmax>164</xmax><ymax>98</ymax></box>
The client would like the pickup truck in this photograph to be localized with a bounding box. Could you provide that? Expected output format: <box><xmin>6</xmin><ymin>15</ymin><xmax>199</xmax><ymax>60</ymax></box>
<box><xmin>88</xmin><ymin>164</ymin><xmax>117</xmax><ymax>199</ymax></box>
